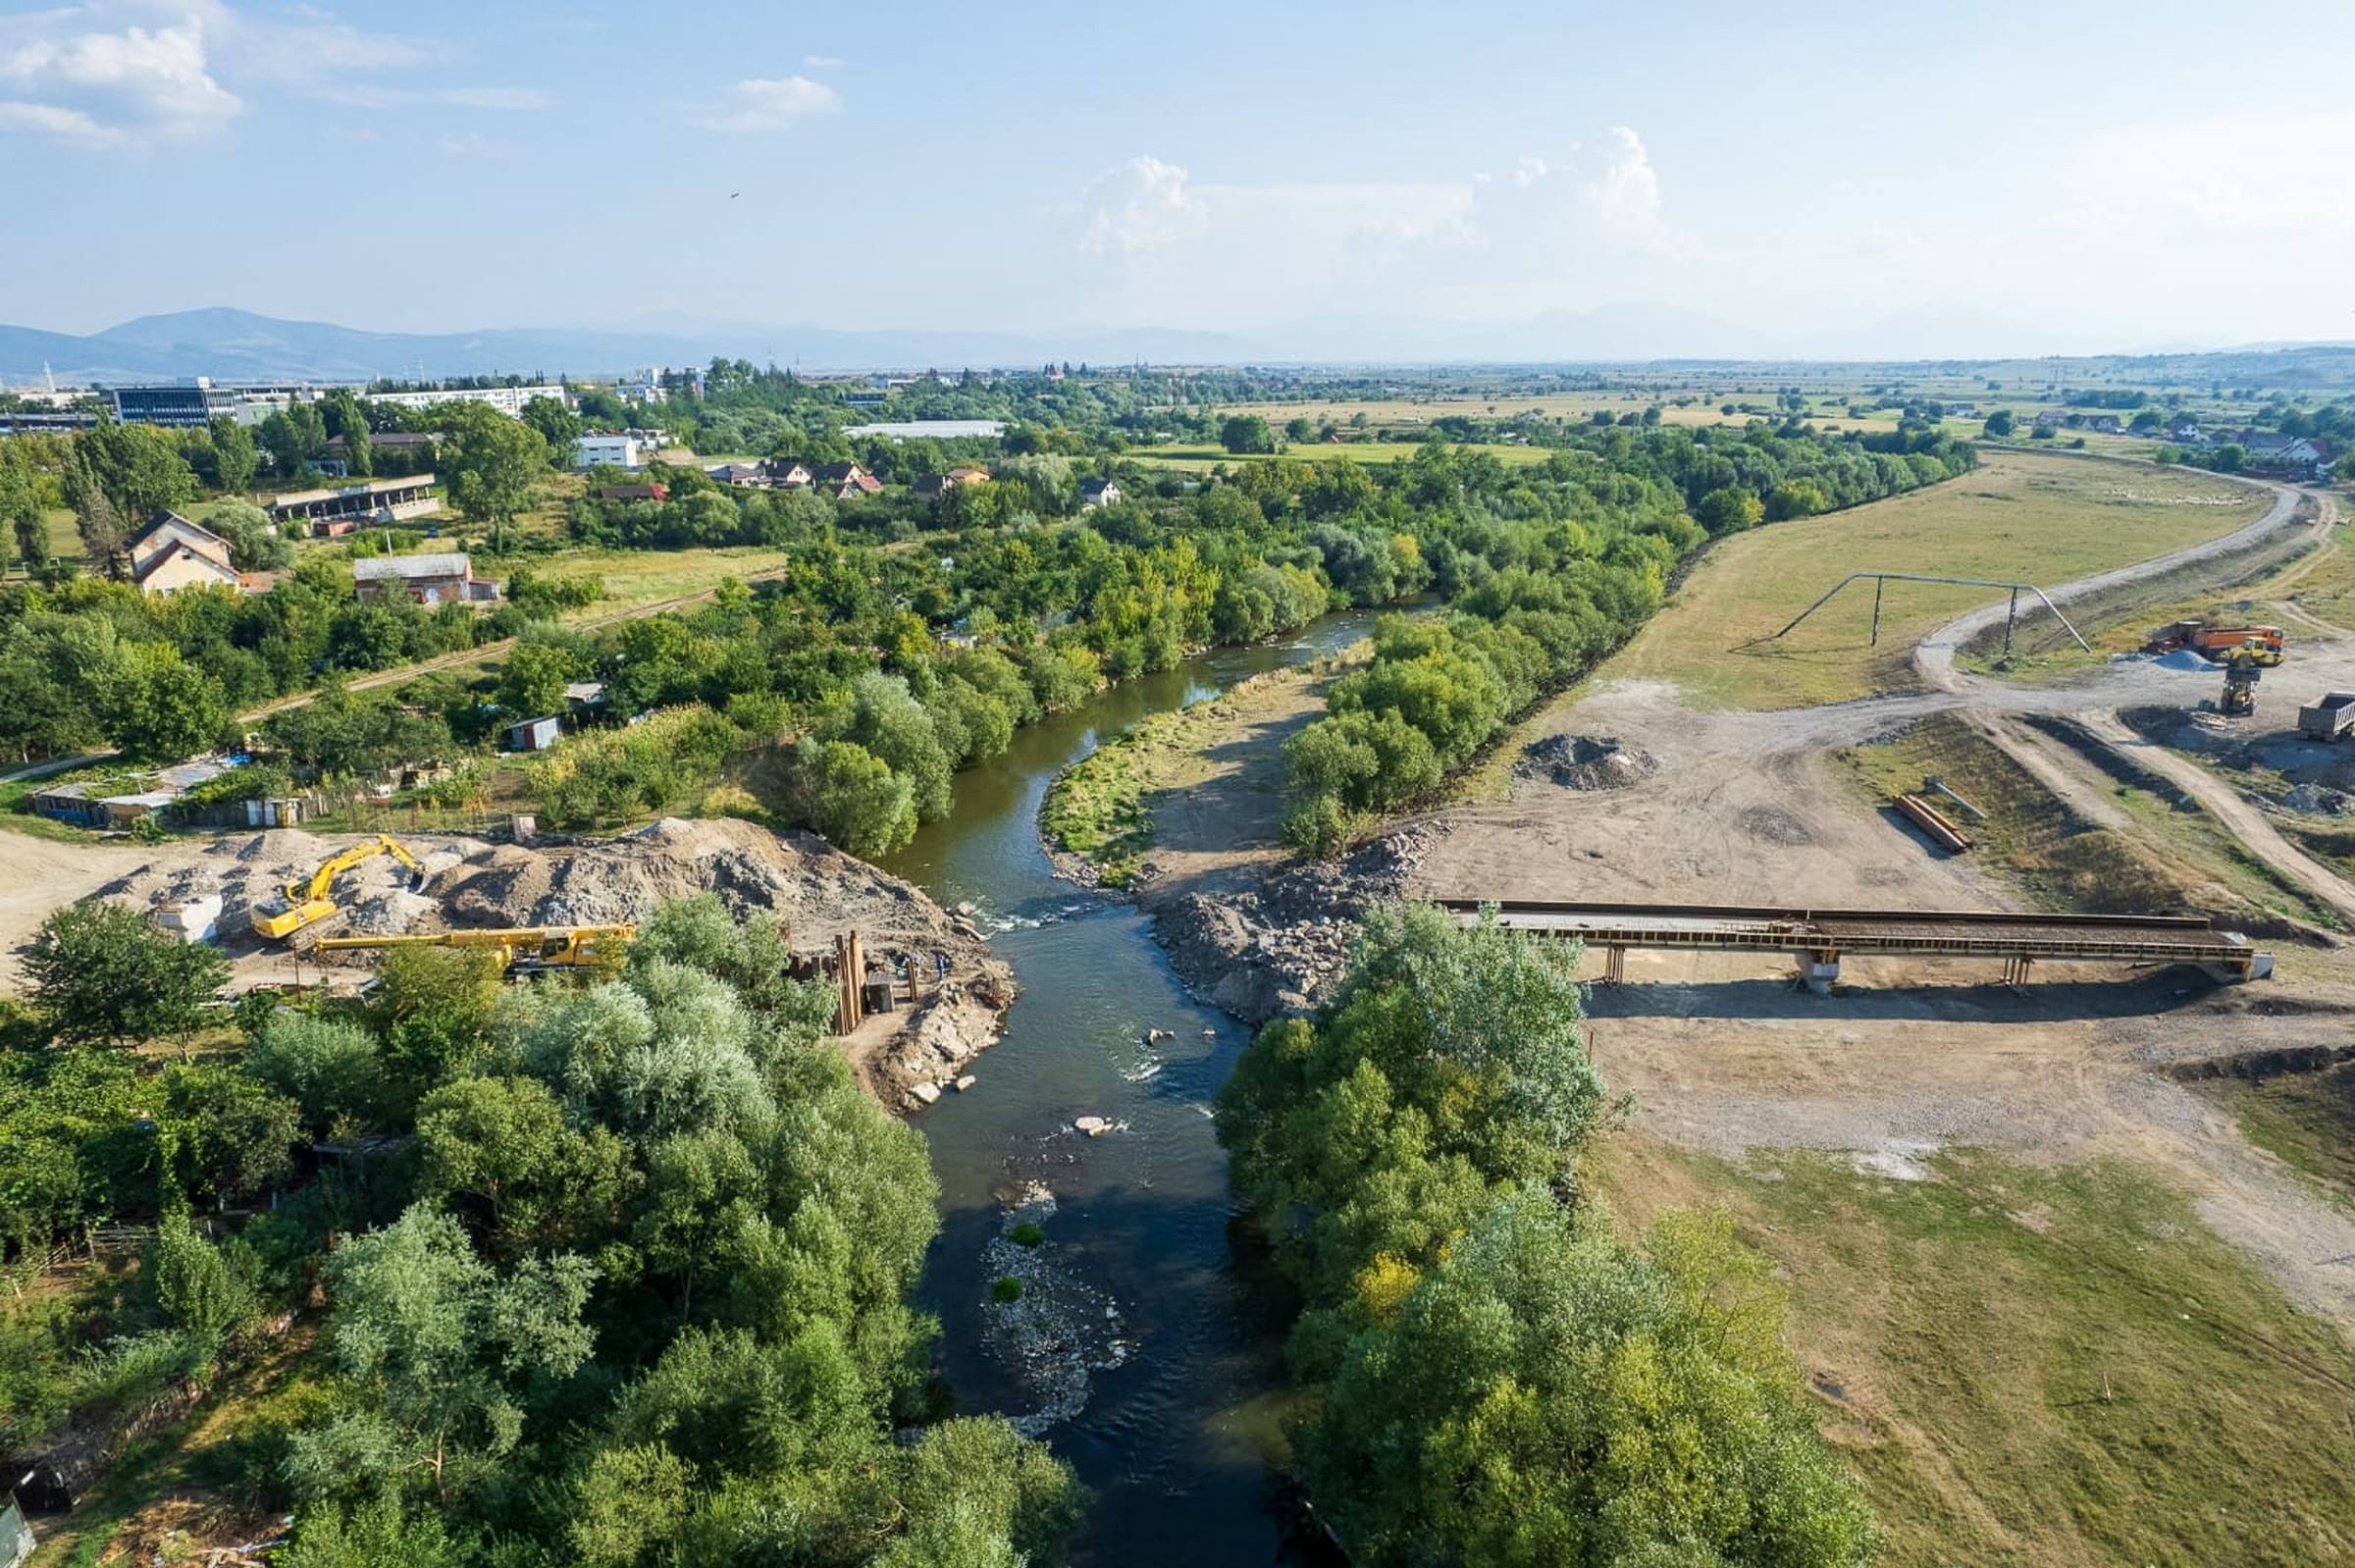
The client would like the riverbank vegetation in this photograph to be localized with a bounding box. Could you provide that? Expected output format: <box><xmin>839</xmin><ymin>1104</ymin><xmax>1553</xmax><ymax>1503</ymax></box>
<box><xmin>1216</xmin><ymin>904</ymin><xmax>1877</xmax><ymax>1565</ymax></box>
<box><xmin>0</xmin><ymin>895</ymin><xmax>1079</xmax><ymax>1564</ymax></box>
<box><xmin>1280</xmin><ymin>423</ymin><xmax>1977</xmax><ymax>851</ymax></box>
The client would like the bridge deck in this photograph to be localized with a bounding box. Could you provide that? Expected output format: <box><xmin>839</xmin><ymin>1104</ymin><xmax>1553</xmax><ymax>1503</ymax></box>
<box><xmin>1437</xmin><ymin>898</ymin><xmax>2271</xmax><ymax>979</ymax></box>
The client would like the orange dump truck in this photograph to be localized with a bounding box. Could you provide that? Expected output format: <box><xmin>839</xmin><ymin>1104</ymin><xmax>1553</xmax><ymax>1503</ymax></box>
<box><xmin>2146</xmin><ymin>620</ymin><xmax>2284</xmax><ymax>664</ymax></box>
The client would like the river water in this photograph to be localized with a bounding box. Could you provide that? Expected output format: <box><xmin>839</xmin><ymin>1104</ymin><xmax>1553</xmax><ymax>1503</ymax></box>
<box><xmin>878</xmin><ymin>617</ymin><xmax>1367</xmax><ymax>1566</ymax></box>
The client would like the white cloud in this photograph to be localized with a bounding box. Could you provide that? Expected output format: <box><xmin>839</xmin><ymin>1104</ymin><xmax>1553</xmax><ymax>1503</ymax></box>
<box><xmin>0</xmin><ymin>1</ymin><xmax>497</xmax><ymax>147</ymax></box>
<box><xmin>0</xmin><ymin>8</ymin><xmax>240</xmax><ymax>143</ymax></box>
<box><xmin>1512</xmin><ymin>155</ymin><xmax>1547</xmax><ymax>187</ymax></box>
<box><xmin>698</xmin><ymin>75</ymin><xmax>840</xmax><ymax>132</ymax></box>
<box><xmin>805</xmin><ymin>53</ymin><xmax>843</xmax><ymax>69</ymax></box>
<box><xmin>1584</xmin><ymin>127</ymin><xmax>1669</xmax><ymax>248</ymax></box>
<box><xmin>0</xmin><ymin>97</ymin><xmax>124</xmax><ymax>146</ymax></box>
<box><xmin>1079</xmin><ymin>155</ymin><xmax>1209</xmax><ymax>253</ymax></box>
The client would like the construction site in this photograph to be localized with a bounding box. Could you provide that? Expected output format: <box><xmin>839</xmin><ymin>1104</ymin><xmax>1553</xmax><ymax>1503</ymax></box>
<box><xmin>0</xmin><ymin>816</ymin><xmax>1012</xmax><ymax>1109</ymax></box>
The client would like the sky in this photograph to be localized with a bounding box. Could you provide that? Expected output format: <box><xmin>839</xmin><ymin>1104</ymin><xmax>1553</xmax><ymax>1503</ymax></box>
<box><xmin>2</xmin><ymin>0</ymin><xmax>2352</xmax><ymax>357</ymax></box>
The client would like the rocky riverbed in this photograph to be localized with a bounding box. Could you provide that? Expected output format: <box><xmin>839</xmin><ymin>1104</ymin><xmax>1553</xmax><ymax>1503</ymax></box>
<box><xmin>1147</xmin><ymin>825</ymin><xmax>1436</xmax><ymax>1023</ymax></box>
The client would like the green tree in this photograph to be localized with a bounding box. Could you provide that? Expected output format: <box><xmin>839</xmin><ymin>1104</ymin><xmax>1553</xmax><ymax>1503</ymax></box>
<box><xmin>520</xmin><ymin>395</ymin><xmax>583</xmax><ymax>462</ymax></box>
<box><xmin>1694</xmin><ymin>484</ymin><xmax>1764</xmax><ymax>535</ymax></box>
<box><xmin>1283</xmin><ymin>415</ymin><xmax>1316</xmax><ymax>444</ymax></box>
<box><xmin>369</xmin><ymin>945</ymin><xmax>505</xmax><ymax>1094</ymax></box>
<box><xmin>70</xmin><ymin>422</ymin><xmax>197</xmax><ymax>532</ymax></box>
<box><xmin>207</xmin><ymin>497</ymin><xmax>292</xmax><ymax>571</ymax></box>
<box><xmin>1221</xmin><ymin>413</ymin><xmax>1277</xmax><ymax>455</ymax></box>
<box><xmin>148</xmin><ymin>1210</ymin><xmax>259</xmax><ymax>1355</ymax></box>
<box><xmin>497</xmin><ymin>641</ymin><xmax>575</xmax><ymax>718</ymax></box>
<box><xmin>288</xmin><ymin>1203</ymin><xmax>596</xmax><ymax>1503</ymax></box>
<box><xmin>445</xmin><ymin>408</ymin><xmax>550</xmax><ymax>550</ymax></box>
<box><xmin>103</xmin><ymin>641</ymin><xmax>230</xmax><ymax>761</ymax></box>
<box><xmin>23</xmin><ymin>901</ymin><xmax>231</xmax><ymax>1047</ymax></box>
<box><xmin>415</xmin><ymin>1074</ymin><xmax>637</xmax><ymax>1261</ymax></box>
<box><xmin>209</xmin><ymin>415</ymin><xmax>259</xmax><ymax>493</ymax></box>
<box><xmin>795</xmin><ymin>737</ymin><xmax>917</xmax><ymax>858</ymax></box>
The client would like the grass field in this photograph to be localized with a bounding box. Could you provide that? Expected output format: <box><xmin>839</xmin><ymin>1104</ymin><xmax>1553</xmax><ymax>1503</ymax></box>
<box><xmin>1598</xmin><ymin>1137</ymin><xmax>2355</xmax><ymax>1568</ymax></box>
<box><xmin>509</xmin><ymin>544</ymin><xmax>800</xmax><ymax>620</ymax></box>
<box><xmin>1604</xmin><ymin>449</ymin><xmax>2271</xmax><ymax>708</ymax></box>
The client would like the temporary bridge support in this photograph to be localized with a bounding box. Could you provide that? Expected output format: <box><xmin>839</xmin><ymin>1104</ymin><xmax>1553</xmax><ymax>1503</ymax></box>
<box><xmin>1439</xmin><ymin>899</ymin><xmax>2274</xmax><ymax>991</ymax></box>
<box><xmin>1773</xmin><ymin>572</ymin><xmax>2094</xmax><ymax>656</ymax></box>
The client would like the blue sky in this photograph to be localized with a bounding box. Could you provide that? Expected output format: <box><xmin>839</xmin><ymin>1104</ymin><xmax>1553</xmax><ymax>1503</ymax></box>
<box><xmin>3</xmin><ymin>0</ymin><xmax>2351</xmax><ymax>354</ymax></box>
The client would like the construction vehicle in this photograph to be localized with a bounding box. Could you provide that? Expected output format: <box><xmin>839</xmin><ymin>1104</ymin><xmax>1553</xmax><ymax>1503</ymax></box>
<box><xmin>311</xmin><ymin>924</ymin><xmax>636</xmax><ymax>974</ymax></box>
<box><xmin>2146</xmin><ymin>619</ymin><xmax>2285</xmax><ymax>665</ymax></box>
<box><xmin>249</xmin><ymin>834</ymin><xmax>426</xmax><ymax>941</ymax></box>
<box><xmin>2219</xmin><ymin>647</ymin><xmax>2264</xmax><ymax>717</ymax></box>
<box><xmin>2299</xmin><ymin>691</ymin><xmax>2355</xmax><ymax>740</ymax></box>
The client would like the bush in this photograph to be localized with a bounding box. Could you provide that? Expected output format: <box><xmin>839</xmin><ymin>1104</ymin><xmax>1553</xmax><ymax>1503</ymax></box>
<box><xmin>1009</xmin><ymin>1222</ymin><xmax>1045</xmax><ymax>1247</ymax></box>
<box><xmin>990</xmin><ymin>1276</ymin><xmax>1023</xmax><ymax>1304</ymax></box>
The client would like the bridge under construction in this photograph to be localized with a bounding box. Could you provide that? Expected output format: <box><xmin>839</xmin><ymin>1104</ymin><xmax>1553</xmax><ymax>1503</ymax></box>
<box><xmin>1438</xmin><ymin>898</ymin><xmax>2275</xmax><ymax>991</ymax></box>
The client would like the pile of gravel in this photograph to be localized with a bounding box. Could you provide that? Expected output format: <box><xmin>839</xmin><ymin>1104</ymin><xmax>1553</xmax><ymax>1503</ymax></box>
<box><xmin>1516</xmin><ymin>733</ymin><xmax>1658</xmax><ymax>791</ymax></box>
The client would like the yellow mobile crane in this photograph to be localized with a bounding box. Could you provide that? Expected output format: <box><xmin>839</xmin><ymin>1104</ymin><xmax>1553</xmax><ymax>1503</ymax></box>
<box><xmin>311</xmin><ymin>924</ymin><xmax>636</xmax><ymax>974</ymax></box>
<box><xmin>249</xmin><ymin>834</ymin><xmax>426</xmax><ymax>941</ymax></box>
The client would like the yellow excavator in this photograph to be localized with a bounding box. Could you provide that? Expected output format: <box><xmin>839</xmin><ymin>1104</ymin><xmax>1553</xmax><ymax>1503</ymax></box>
<box><xmin>312</xmin><ymin>924</ymin><xmax>636</xmax><ymax>974</ymax></box>
<box><xmin>249</xmin><ymin>834</ymin><xmax>426</xmax><ymax>941</ymax></box>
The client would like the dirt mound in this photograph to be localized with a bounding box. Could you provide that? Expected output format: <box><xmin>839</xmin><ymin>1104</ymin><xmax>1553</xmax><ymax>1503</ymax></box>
<box><xmin>1517</xmin><ymin>733</ymin><xmax>1658</xmax><ymax>791</ymax></box>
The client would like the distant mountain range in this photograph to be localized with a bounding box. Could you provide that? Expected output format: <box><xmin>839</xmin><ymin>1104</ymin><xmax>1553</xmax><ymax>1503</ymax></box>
<box><xmin>3</xmin><ymin>305</ymin><xmax>2352</xmax><ymax>385</ymax></box>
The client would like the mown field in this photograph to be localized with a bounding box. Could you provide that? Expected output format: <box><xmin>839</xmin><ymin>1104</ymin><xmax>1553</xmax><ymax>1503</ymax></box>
<box><xmin>1598</xmin><ymin>1136</ymin><xmax>2355</xmax><ymax>1568</ymax></box>
<box><xmin>1604</xmin><ymin>449</ymin><xmax>2271</xmax><ymax>708</ymax></box>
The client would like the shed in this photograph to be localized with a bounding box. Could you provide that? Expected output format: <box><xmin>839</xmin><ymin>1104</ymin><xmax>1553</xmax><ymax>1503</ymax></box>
<box><xmin>503</xmin><ymin>715</ymin><xmax>563</xmax><ymax>752</ymax></box>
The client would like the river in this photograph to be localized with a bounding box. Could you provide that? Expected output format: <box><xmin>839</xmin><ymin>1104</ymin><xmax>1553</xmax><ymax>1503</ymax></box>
<box><xmin>878</xmin><ymin>616</ymin><xmax>1368</xmax><ymax>1566</ymax></box>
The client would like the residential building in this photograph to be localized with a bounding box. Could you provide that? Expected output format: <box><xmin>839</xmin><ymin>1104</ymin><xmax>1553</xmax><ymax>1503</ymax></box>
<box><xmin>367</xmin><ymin>384</ymin><xmax>568</xmax><ymax>417</ymax></box>
<box><xmin>575</xmin><ymin>433</ymin><xmax>646</xmax><ymax>469</ymax></box>
<box><xmin>759</xmin><ymin>458</ymin><xmax>812</xmax><ymax>489</ymax></box>
<box><xmin>913</xmin><ymin>465</ymin><xmax>991</xmax><ymax>500</ymax></box>
<box><xmin>707</xmin><ymin>462</ymin><xmax>769</xmax><ymax>487</ymax></box>
<box><xmin>597</xmin><ymin>482</ymin><xmax>669</xmax><ymax>502</ymax></box>
<box><xmin>352</xmin><ymin>552</ymin><xmax>500</xmax><ymax>605</ymax></box>
<box><xmin>616</xmin><ymin>369</ymin><xmax>668</xmax><ymax>403</ymax></box>
<box><xmin>813</xmin><ymin>462</ymin><xmax>882</xmax><ymax>499</ymax></box>
<box><xmin>268</xmin><ymin>474</ymin><xmax>440</xmax><ymax>531</ymax></box>
<box><xmin>127</xmin><ymin>511</ymin><xmax>239</xmax><ymax>596</ymax></box>
<box><xmin>1079</xmin><ymin>478</ymin><xmax>1123</xmax><ymax>509</ymax></box>
<box><xmin>2240</xmin><ymin>432</ymin><xmax>2329</xmax><ymax>478</ymax></box>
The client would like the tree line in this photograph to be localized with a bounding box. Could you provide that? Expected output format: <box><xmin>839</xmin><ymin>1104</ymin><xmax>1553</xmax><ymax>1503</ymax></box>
<box><xmin>0</xmin><ymin>895</ymin><xmax>1080</xmax><ymax>1565</ymax></box>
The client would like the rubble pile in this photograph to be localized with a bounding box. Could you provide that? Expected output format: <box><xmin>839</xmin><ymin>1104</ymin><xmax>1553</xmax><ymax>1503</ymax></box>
<box><xmin>1516</xmin><ymin>733</ymin><xmax>1658</xmax><ymax>791</ymax></box>
<box><xmin>92</xmin><ymin>817</ymin><xmax>1012</xmax><ymax>1110</ymax></box>
<box><xmin>1151</xmin><ymin>825</ymin><xmax>1435</xmax><ymax>1022</ymax></box>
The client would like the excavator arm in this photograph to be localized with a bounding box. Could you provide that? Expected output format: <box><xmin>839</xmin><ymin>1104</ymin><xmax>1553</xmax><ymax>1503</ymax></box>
<box><xmin>252</xmin><ymin>835</ymin><xmax>426</xmax><ymax>941</ymax></box>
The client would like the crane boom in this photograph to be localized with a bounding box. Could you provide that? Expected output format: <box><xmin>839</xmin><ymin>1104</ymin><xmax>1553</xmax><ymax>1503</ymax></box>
<box><xmin>311</xmin><ymin>924</ymin><xmax>636</xmax><ymax>971</ymax></box>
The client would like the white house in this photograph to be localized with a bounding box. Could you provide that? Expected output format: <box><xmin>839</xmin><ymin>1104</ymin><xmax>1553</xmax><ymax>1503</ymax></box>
<box><xmin>575</xmin><ymin>433</ymin><xmax>645</xmax><ymax>469</ymax></box>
